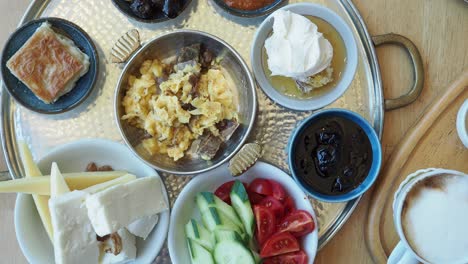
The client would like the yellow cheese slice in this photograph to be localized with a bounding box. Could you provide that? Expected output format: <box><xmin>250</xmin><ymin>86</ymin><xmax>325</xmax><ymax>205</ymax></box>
<box><xmin>0</xmin><ymin>171</ymin><xmax>127</xmax><ymax>195</ymax></box>
<box><xmin>82</xmin><ymin>174</ymin><xmax>137</xmax><ymax>194</ymax></box>
<box><xmin>18</xmin><ymin>141</ymin><xmax>53</xmax><ymax>241</ymax></box>
<box><xmin>50</xmin><ymin>163</ymin><xmax>70</xmax><ymax>197</ymax></box>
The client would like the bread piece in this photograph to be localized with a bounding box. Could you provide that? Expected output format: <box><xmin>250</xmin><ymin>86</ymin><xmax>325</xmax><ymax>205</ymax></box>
<box><xmin>6</xmin><ymin>22</ymin><xmax>90</xmax><ymax>104</ymax></box>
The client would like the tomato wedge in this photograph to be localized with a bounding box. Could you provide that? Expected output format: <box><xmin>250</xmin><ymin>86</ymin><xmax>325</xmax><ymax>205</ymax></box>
<box><xmin>260</xmin><ymin>232</ymin><xmax>300</xmax><ymax>258</ymax></box>
<box><xmin>249</xmin><ymin>178</ymin><xmax>273</xmax><ymax>196</ymax></box>
<box><xmin>283</xmin><ymin>196</ymin><xmax>296</xmax><ymax>215</ymax></box>
<box><xmin>247</xmin><ymin>189</ymin><xmax>265</xmax><ymax>204</ymax></box>
<box><xmin>278</xmin><ymin>210</ymin><xmax>315</xmax><ymax>237</ymax></box>
<box><xmin>214</xmin><ymin>181</ymin><xmax>247</xmax><ymax>204</ymax></box>
<box><xmin>253</xmin><ymin>205</ymin><xmax>276</xmax><ymax>245</ymax></box>
<box><xmin>263</xmin><ymin>250</ymin><xmax>308</xmax><ymax>264</ymax></box>
<box><xmin>268</xmin><ymin>180</ymin><xmax>286</xmax><ymax>202</ymax></box>
<box><xmin>259</xmin><ymin>196</ymin><xmax>284</xmax><ymax>218</ymax></box>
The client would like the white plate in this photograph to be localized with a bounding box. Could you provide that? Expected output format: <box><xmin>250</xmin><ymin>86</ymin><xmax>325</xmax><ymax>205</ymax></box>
<box><xmin>168</xmin><ymin>161</ymin><xmax>318</xmax><ymax>264</ymax></box>
<box><xmin>14</xmin><ymin>138</ymin><xmax>170</xmax><ymax>264</ymax></box>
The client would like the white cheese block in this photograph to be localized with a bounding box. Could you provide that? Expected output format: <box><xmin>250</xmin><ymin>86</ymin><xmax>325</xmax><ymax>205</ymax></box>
<box><xmin>82</xmin><ymin>174</ymin><xmax>137</xmax><ymax>195</ymax></box>
<box><xmin>49</xmin><ymin>190</ymin><xmax>99</xmax><ymax>264</ymax></box>
<box><xmin>19</xmin><ymin>141</ymin><xmax>54</xmax><ymax>241</ymax></box>
<box><xmin>99</xmin><ymin>228</ymin><xmax>136</xmax><ymax>264</ymax></box>
<box><xmin>50</xmin><ymin>162</ymin><xmax>70</xmax><ymax>197</ymax></box>
<box><xmin>86</xmin><ymin>177</ymin><xmax>168</xmax><ymax>236</ymax></box>
<box><xmin>126</xmin><ymin>214</ymin><xmax>159</xmax><ymax>240</ymax></box>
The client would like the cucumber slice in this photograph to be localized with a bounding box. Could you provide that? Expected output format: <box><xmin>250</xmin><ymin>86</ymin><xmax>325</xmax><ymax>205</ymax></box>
<box><xmin>196</xmin><ymin>192</ymin><xmax>243</xmax><ymax>230</ymax></box>
<box><xmin>185</xmin><ymin>219</ymin><xmax>215</xmax><ymax>251</ymax></box>
<box><xmin>201</xmin><ymin>207</ymin><xmax>244</xmax><ymax>235</ymax></box>
<box><xmin>213</xmin><ymin>240</ymin><xmax>255</xmax><ymax>264</ymax></box>
<box><xmin>230</xmin><ymin>181</ymin><xmax>255</xmax><ymax>238</ymax></box>
<box><xmin>214</xmin><ymin>229</ymin><xmax>244</xmax><ymax>243</ymax></box>
<box><xmin>187</xmin><ymin>238</ymin><xmax>215</xmax><ymax>264</ymax></box>
<box><xmin>250</xmin><ymin>249</ymin><xmax>261</xmax><ymax>264</ymax></box>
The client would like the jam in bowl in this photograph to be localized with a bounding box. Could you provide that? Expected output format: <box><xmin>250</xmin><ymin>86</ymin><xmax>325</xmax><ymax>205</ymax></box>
<box><xmin>288</xmin><ymin>109</ymin><xmax>382</xmax><ymax>202</ymax></box>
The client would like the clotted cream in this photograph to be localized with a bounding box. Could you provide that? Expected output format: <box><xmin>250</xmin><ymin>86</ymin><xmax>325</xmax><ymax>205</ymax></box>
<box><xmin>265</xmin><ymin>10</ymin><xmax>333</xmax><ymax>81</ymax></box>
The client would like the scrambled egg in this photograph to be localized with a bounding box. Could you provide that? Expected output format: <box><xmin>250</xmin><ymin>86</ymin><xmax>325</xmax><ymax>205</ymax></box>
<box><xmin>122</xmin><ymin>59</ymin><xmax>238</xmax><ymax>161</ymax></box>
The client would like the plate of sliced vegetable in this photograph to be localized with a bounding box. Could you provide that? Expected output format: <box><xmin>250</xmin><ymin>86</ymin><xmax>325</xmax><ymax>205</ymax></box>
<box><xmin>168</xmin><ymin>161</ymin><xmax>318</xmax><ymax>264</ymax></box>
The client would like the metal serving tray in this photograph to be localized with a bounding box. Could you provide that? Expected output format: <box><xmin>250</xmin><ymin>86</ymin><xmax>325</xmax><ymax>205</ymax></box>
<box><xmin>1</xmin><ymin>0</ymin><xmax>395</xmax><ymax>261</ymax></box>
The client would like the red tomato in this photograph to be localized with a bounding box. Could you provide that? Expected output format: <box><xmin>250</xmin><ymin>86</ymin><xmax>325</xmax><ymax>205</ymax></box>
<box><xmin>247</xmin><ymin>189</ymin><xmax>265</xmax><ymax>204</ymax></box>
<box><xmin>253</xmin><ymin>205</ymin><xmax>276</xmax><ymax>245</ymax></box>
<box><xmin>283</xmin><ymin>196</ymin><xmax>296</xmax><ymax>215</ymax></box>
<box><xmin>268</xmin><ymin>180</ymin><xmax>286</xmax><ymax>202</ymax></box>
<box><xmin>278</xmin><ymin>210</ymin><xmax>315</xmax><ymax>237</ymax></box>
<box><xmin>214</xmin><ymin>181</ymin><xmax>247</xmax><ymax>205</ymax></box>
<box><xmin>260</xmin><ymin>232</ymin><xmax>300</xmax><ymax>258</ymax></box>
<box><xmin>249</xmin><ymin>179</ymin><xmax>273</xmax><ymax>196</ymax></box>
<box><xmin>259</xmin><ymin>196</ymin><xmax>284</xmax><ymax>218</ymax></box>
<box><xmin>263</xmin><ymin>250</ymin><xmax>308</xmax><ymax>264</ymax></box>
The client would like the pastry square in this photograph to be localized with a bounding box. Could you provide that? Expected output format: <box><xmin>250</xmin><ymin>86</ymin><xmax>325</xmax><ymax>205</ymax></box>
<box><xmin>6</xmin><ymin>22</ymin><xmax>90</xmax><ymax>104</ymax></box>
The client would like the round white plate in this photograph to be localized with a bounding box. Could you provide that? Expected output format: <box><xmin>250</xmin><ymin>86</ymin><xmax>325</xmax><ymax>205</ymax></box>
<box><xmin>14</xmin><ymin>138</ymin><xmax>170</xmax><ymax>264</ymax></box>
<box><xmin>168</xmin><ymin>161</ymin><xmax>318</xmax><ymax>264</ymax></box>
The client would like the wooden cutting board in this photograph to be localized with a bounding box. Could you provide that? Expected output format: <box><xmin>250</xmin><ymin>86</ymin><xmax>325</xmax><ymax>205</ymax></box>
<box><xmin>365</xmin><ymin>70</ymin><xmax>468</xmax><ymax>263</ymax></box>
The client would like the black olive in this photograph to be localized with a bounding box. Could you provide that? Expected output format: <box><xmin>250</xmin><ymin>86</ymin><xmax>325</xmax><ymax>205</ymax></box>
<box><xmin>151</xmin><ymin>0</ymin><xmax>164</xmax><ymax>8</ymax></box>
<box><xmin>163</xmin><ymin>0</ymin><xmax>182</xmax><ymax>18</ymax></box>
<box><xmin>130</xmin><ymin>0</ymin><xmax>155</xmax><ymax>19</ymax></box>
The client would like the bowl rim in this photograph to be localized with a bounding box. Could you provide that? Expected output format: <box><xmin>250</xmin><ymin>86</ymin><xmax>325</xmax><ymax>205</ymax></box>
<box><xmin>0</xmin><ymin>17</ymin><xmax>99</xmax><ymax>115</ymax></box>
<box><xmin>114</xmin><ymin>29</ymin><xmax>258</xmax><ymax>175</ymax></box>
<box><xmin>250</xmin><ymin>3</ymin><xmax>358</xmax><ymax>111</ymax></box>
<box><xmin>287</xmin><ymin>109</ymin><xmax>382</xmax><ymax>203</ymax></box>
<box><xmin>168</xmin><ymin>161</ymin><xmax>319</xmax><ymax>264</ymax></box>
<box><xmin>110</xmin><ymin>0</ymin><xmax>193</xmax><ymax>23</ymax></box>
<box><xmin>13</xmin><ymin>138</ymin><xmax>170</xmax><ymax>264</ymax></box>
<box><xmin>211</xmin><ymin>0</ymin><xmax>285</xmax><ymax>18</ymax></box>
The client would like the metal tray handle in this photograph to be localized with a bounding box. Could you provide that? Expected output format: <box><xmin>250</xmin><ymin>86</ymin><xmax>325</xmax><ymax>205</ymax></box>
<box><xmin>372</xmin><ymin>33</ymin><xmax>425</xmax><ymax>111</ymax></box>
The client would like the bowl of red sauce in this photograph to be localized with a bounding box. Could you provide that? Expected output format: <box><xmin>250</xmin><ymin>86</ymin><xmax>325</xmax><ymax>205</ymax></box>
<box><xmin>212</xmin><ymin>0</ymin><xmax>285</xmax><ymax>17</ymax></box>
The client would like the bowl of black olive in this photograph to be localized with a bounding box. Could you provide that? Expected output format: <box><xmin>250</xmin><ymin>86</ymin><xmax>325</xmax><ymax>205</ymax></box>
<box><xmin>112</xmin><ymin>0</ymin><xmax>192</xmax><ymax>23</ymax></box>
<box><xmin>287</xmin><ymin>109</ymin><xmax>382</xmax><ymax>203</ymax></box>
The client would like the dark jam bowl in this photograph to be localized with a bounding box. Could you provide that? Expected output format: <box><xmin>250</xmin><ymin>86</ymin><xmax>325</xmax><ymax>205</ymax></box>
<box><xmin>288</xmin><ymin>109</ymin><xmax>382</xmax><ymax>203</ymax></box>
<box><xmin>211</xmin><ymin>0</ymin><xmax>285</xmax><ymax>18</ymax></box>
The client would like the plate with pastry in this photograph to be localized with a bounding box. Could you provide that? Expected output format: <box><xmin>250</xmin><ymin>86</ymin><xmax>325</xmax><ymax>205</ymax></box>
<box><xmin>1</xmin><ymin>17</ymin><xmax>98</xmax><ymax>114</ymax></box>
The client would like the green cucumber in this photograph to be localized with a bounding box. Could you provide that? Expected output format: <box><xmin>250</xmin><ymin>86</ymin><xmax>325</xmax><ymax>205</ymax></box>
<box><xmin>250</xmin><ymin>249</ymin><xmax>261</xmax><ymax>264</ymax></box>
<box><xmin>196</xmin><ymin>192</ymin><xmax>243</xmax><ymax>230</ymax></box>
<box><xmin>185</xmin><ymin>219</ymin><xmax>214</xmax><ymax>251</ymax></box>
<box><xmin>187</xmin><ymin>238</ymin><xmax>215</xmax><ymax>264</ymax></box>
<box><xmin>230</xmin><ymin>181</ymin><xmax>255</xmax><ymax>238</ymax></box>
<box><xmin>201</xmin><ymin>207</ymin><xmax>244</xmax><ymax>235</ymax></box>
<box><xmin>214</xmin><ymin>229</ymin><xmax>244</xmax><ymax>243</ymax></box>
<box><xmin>213</xmin><ymin>240</ymin><xmax>255</xmax><ymax>264</ymax></box>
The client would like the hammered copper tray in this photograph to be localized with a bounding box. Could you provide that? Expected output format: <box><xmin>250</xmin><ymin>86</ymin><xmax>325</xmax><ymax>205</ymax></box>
<box><xmin>1</xmin><ymin>0</ymin><xmax>390</xmax><ymax>262</ymax></box>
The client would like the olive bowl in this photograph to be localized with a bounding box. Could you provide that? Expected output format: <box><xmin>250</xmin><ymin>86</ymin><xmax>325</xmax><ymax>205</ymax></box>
<box><xmin>114</xmin><ymin>30</ymin><xmax>257</xmax><ymax>175</ymax></box>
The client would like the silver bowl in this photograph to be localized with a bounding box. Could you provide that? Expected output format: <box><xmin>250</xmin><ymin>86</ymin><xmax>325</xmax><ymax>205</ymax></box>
<box><xmin>114</xmin><ymin>30</ymin><xmax>257</xmax><ymax>175</ymax></box>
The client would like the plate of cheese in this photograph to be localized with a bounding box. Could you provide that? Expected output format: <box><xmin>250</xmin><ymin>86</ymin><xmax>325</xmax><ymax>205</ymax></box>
<box><xmin>5</xmin><ymin>139</ymin><xmax>169</xmax><ymax>264</ymax></box>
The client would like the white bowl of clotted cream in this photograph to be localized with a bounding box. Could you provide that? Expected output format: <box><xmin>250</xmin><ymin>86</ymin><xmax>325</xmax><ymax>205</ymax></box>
<box><xmin>251</xmin><ymin>3</ymin><xmax>358</xmax><ymax>111</ymax></box>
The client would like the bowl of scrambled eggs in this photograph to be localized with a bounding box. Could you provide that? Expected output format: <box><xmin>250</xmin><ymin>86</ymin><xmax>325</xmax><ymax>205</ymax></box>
<box><xmin>115</xmin><ymin>30</ymin><xmax>257</xmax><ymax>175</ymax></box>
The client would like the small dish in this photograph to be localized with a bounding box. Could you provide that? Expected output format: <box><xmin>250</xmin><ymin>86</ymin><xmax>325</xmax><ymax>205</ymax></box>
<box><xmin>251</xmin><ymin>3</ymin><xmax>358</xmax><ymax>111</ymax></box>
<box><xmin>168</xmin><ymin>161</ymin><xmax>319</xmax><ymax>264</ymax></box>
<box><xmin>0</xmin><ymin>17</ymin><xmax>98</xmax><ymax>114</ymax></box>
<box><xmin>211</xmin><ymin>0</ymin><xmax>284</xmax><ymax>18</ymax></box>
<box><xmin>288</xmin><ymin>109</ymin><xmax>382</xmax><ymax>202</ymax></box>
<box><xmin>14</xmin><ymin>139</ymin><xmax>170</xmax><ymax>264</ymax></box>
<box><xmin>111</xmin><ymin>0</ymin><xmax>192</xmax><ymax>23</ymax></box>
<box><xmin>456</xmin><ymin>99</ymin><xmax>468</xmax><ymax>148</ymax></box>
<box><xmin>114</xmin><ymin>30</ymin><xmax>257</xmax><ymax>175</ymax></box>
